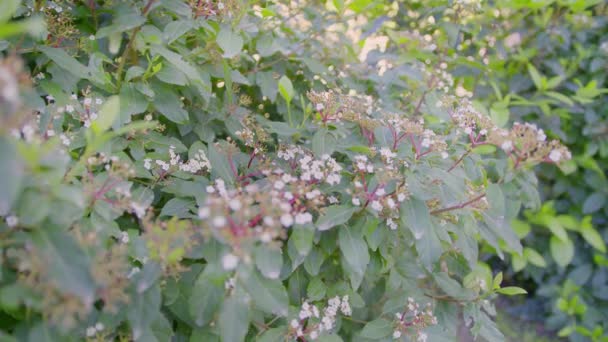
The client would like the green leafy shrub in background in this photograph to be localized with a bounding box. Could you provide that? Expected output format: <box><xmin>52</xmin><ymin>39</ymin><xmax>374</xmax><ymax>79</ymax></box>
<box><xmin>0</xmin><ymin>0</ymin><xmax>575</xmax><ymax>341</ymax></box>
<box><xmin>447</xmin><ymin>1</ymin><xmax>608</xmax><ymax>340</ymax></box>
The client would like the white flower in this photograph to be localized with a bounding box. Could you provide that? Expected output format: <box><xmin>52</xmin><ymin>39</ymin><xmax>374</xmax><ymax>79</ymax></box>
<box><xmin>65</xmin><ymin>105</ymin><xmax>74</xmax><ymax>113</ymax></box>
<box><xmin>86</xmin><ymin>327</ymin><xmax>97</xmax><ymax>337</ymax></box>
<box><xmin>130</xmin><ymin>202</ymin><xmax>146</xmax><ymax>218</ymax></box>
<box><xmin>397</xmin><ymin>193</ymin><xmax>407</xmax><ymax>202</ymax></box>
<box><xmin>280</xmin><ymin>213</ymin><xmax>294</xmax><ymax>227</ymax></box>
<box><xmin>295</xmin><ymin>212</ymin><xmax>313</xmax><ymax>225</ymax></box>
<box><xmin>417</xmin><ymin>332</ymin><xmax>428</xmax><ymax>342</ymax></box>
<box><xmin>83</xmin><ymin>98</ymin><xmax>92</xmax><ymax>106</ymax></box>
<box><xmin>222</xmin><ymin>253</ymin><xmax>239</xmax><ymax>270</ymax></box>
<box><xmin>228</xmin><ymin>199</ymin><xmax>242</xmax><ymax>211</ymax></box>
<box><xmin>549</xmin><ymin>150</ymin><xmax>562</xmax><ymax>162</ymax></box>
<box><xmin>352</xmin><ymin>198</ymin><xmax>361</xmax><ymax>206</ymax></box>
<box><xmin>290</xmin><ymin>319</ymin><xmax>300</xmax><ymax>328</ymax></box>
<box><xmin>316</xmin><ymin>103</ymin><xmax>325</xmax><ymax>111</ymax></box>
<box><xmin>198</xmin><ymin>207</ymin><xmax>210</xmax><ymax>219</ymax></box>
<box><xmin>370</xmin><ymin>201</ymin><xmax>382</xmax><ymax>211</ymax></box>
<box><xmin>94</xmin><ymin>322</ymin><xmax>104</xmax><ymax>331</ymax></box>
<box><xmin>501</xmin><ymin>140</ymin><xmax>513</xmax><ymax>151</ymax></box>
<box><xmin>393</xmin><ymin>330</ymin><xmax>402</xmax><ymax>339</ymax></box>
<box><xmin>5</xmin><ymin>215</ymin><xmax>18</xmax><ymax>228</ymax></box>
<box><xmin>95</xmin><ymin>98</ymin><xmax>103</xmax><ymax>105</ymax></box>
<box><xmin>60</xmin><ymin>134</ymin><xmax>71</xmax><ymax>146</ymax></box>
<box><xmin>143</xmin><ymin>158</ymin><xmax>152</xmax><ymax>170</ymax></box>
<box><xmin>274</xmin><ymin>180</ymin><xmax>285</xmax><ymax>190</ymax></box>
<box><xmin>387</xmin><ymin>218</ymin><xmax>398</xmax><ymax>230</ymax></box>
<box><xmin>120</xmin><ymin>231</ymin><xmax>129</xmax><ymax>244</ymax></box>
<box><xmin>441</xmin><ymin>151</ymin><xmax>449</xmax><ymax>159</ymax></box>
<box><xmin>212</xmin><ymin>216</ymin><xmax>227</xmax><ymax>227</ymax></box>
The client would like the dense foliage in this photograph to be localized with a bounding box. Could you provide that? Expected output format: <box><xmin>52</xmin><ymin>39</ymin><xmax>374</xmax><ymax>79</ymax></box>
<box><xmin>447</xmin><ymin>1</ymin><xmax>608</xmax><ymax>341</ymax></box>
<box><xmin>0</xmin><ymin>0</ymin><xmax>578</xmax><ymax>341</ymax></box>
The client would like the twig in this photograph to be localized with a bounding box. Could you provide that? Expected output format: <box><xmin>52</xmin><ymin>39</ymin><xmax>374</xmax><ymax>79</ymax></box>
<box><xmin>429</xmin><ymin>193</ymin><xmax>486</xmax><ymax>215</ymax></box>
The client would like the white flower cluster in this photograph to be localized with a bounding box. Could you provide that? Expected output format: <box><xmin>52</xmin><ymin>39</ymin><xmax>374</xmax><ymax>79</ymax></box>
<box><xmin>85</xmin><ymin>322</ymin><xmax>104</xmax><ymax>337</ymax></box>
<box><xmin>143</xmin><ymin>145</ymin><xmax>211</xmax><ymax>174</ymax></box>
<box><xmin>198</xmin><ymin>175</ymin><xmax>321</xmax><ymax>248</ymax></box>
<box><xmin>353</xmin><ymin>155</ymin><xmax>374</xmax><ymax>173</ymax></box>
<box><xmin>278</xmin><ymin>145</ymin><xmax>342</xmax><ymax>186</ymax></box>
<box><xmin>290</xmin><ymin>296</ymin><xmax>351</xmax><ymax>340</ymax></box>
<box><xmin>392</xmin><ymin>297</ymin><xmax>438</xmax><ymax>341</ymax></box>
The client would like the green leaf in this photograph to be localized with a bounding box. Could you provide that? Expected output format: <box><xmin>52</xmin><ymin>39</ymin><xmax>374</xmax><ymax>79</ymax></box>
<box><xmin>0</xmin><ymin>0</ymin><xmax>19</xmax><ymax>23</ymax></box>
<box><xmin>492</xmin><ymin>272</ymin><xmax>503</xmax><ymax>289</ymax></box>
<box><xmin>400</xmin><ymin>197</ymin><xmax>431</xmax><ymax>239</ymax></box>
<box><xmin>39</xmin><ymin>46</ymin><xmax>104</xmax><ymax>84</ymax></box>
<box><xmin>307</xmin><ymin>277</ymin><xmax>326</xmax><ymax>301</ymax></box>
<box><xmin>496</xmin><ymin>286</ymin><xmax>527</xmax><ymax>295</ymax></box>
<box><xmin>96</xmin><ymin>12</ymin><xmax>146</xmax><ymax>38</ymax></box>
<box><xmin>339</xmin><ymin>227</ymin><xmax>369</xmax><ymax>289</ymax></box>
<box><xmin>527</xmin><ymin>64</ymin><xmax>544</xmax><ymax>90</ymax></box>
<box><xmin>580</xmin><ymin>225</ymin><xmax>606</xmax><ymax>253</ymax></box>
<box><xmin>290</xmin><ymin>226</ymin><xmax>314</xmax><ymax>256</ymax></box>
<box><xmin>31</xmin><ymin>228</ymin><xmax>96</xmax><ymax>305</ymax></box>
<box><xmin>91</xmin><ymin>95</ymin><xmax>120</xmax><ymax>134</ymax></box>
<box><xmin>128</xmin><ymin>285</ymin><xmax>162</xmax><ymax>340</ymax></box>
<box><xmin>0</xmin><ymin>138</ymin><xmax>23</xmax><ymax>216</ymax></box>
<box><xmin>312</xmin><ymin>128</ymin><xmax>337</xmax><ymax>157</ymax></box>
<box><xmin>434</xmin><ymin>272</ymin><xmax>476</xmax><ymax>300</ymax></box>
<box><xmin>189</xmin><ymin>271</ymin><xmax>224</xmax><ymax>327</ymax></box>
<box><xmin>359</xmin><ymin>318</ymin><xmax>393</xmax><ymax>339</ymax></box>
<box><xmin>512</xmin><ymin>253</ymin><xmax>527</xmax><ymax>272</ymax></box>
<box><xmin>208</xmin><ymin>143</ymin><xmax>235</xmax><ymax>184</ymax></box>
<box><xmin>278</xmin><ymin>75</ymin><xmax>294</xmax><ymax>104</ymax></box>
<box><xmin>160</xmin><ymin>198</ymin><xmax>194</xmax><ymax>217</ymax></box>
<box><xmin>258</xmin><ymin>327</ymin><xmax>288</xmax><ymax>342</ymax></box>
<box><xmin>523</xmin><ymin>247</ymin><xmax>547</xmax><ymax>267</ymax></box>
<box><xmin>550</xmin><ymin>236</ymin><xmax>574</xmax><ymax>267</ymax></box>
<box><xmin>582</xmin><ymin>192</ymin><xmax>606</xmax><ymax>214</ymax></box>
<box><xmin>118</xmin><ymin>84</ymin><xmax>148</xmax><ymax>126</ymax></box>
<box><xmin>217</xmin><ymin>26</ymin><xmax>243</xmax><ymax>58</ymax></box>
<box><xmin>254</xmin><ymin>245</ymin><xmax>283</xmax><ymax>279</ymax></box>
<box><xmin>316</xmin><ymin>205</ymin><xmax>356</xmax><ymax>231</ymax></box>
<box><xmin>219</xmin><ymin>295</ymin><xmax>250</xmax><ymax>342</ymax></box>
<box><xmin>239</xmin><ymin>266</ymin><xmax>288</xmax><ymax>316</ymax></box>
<box><xmin>151</xmin><ymin>82</ymin><xmax>189</xmax><ymax>124</ymax></box>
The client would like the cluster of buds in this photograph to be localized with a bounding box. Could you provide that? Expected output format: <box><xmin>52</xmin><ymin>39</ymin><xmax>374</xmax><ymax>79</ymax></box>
<box><xmin>143</xmin><ymin>145</ymin><xmax>211</xmax><ymax>175</ymax></box>
<box><xmin>235</xmin><ymin>116</ymin><xmax>270</xmax><ymax>167</ymax></box>
<box><xmin>277</xmin><ymin>145</ymin><xmax>343</xmax><ymax>186</ymax></box>
<box><xmin>87</xmin><ymin>152</ymin><xmax>134</xmax><ymax>176</ymax></box>
<box><xmin>9</xmin><ymin>246</ymin><xmax>91</xmax><ymax>329</ymax></box>
<box><xmin>447</xmin><ymin>98</ymin><xmax>571</xmax><ymax>167</ymax></box>
<box><xmin>143</xmin><ymin>218</ymin><xmax>195</xmax><ymax>276</ymax></box>
<box><xmin>307</xmin><ymin>90</ymin><xmax>374</xmax><ymax>124</ymax></box>
<box><xmin>289</xmin><ymin>296</ymin><xmax>352</xmax><ymax>340</ymax></box>
<box><xmin>487</xmin><ymin>122</ymin><xmax>571</xmax><ymax>165</ymax></box>
<box><xmin>392</xmin><ymin>297</ymin><xmax>438</xmax><ymax>341</ymax></box>
<box><xmin>83</xmin><ymin>234</ymin><xmax>130</xmax><ymax>313</ymax></box>
<box><xmin>199</xmin><ymin>170</ymin><xmax>328</xmax><ymax>257</ymax></box>
<box><xmin>448</xmin><ymin>98</ymin><xmax>495</xmax><ymax>144</ymax></box>
<box><xmin>350</xmin><ymin>176</ymin><xmax>408</xmax><ymax>230</ymax></box>
<box><xmin>53</xmin><ymin>91</ymin><xmax>105</xmax><ymax>128</ymax></box>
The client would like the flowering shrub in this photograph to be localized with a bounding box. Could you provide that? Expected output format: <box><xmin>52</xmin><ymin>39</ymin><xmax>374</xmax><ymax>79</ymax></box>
<box><xmin>0</xmin><ymin>1</ymin><xmax>571</xmax><ymax>341</ymax></box>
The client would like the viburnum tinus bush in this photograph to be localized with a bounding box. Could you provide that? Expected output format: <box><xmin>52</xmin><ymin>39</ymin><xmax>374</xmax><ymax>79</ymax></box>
<box><xmin>0</xmin><ymin>0</ymin><xmax>571</xmax><ymax>341</ymax></box>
